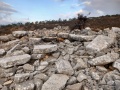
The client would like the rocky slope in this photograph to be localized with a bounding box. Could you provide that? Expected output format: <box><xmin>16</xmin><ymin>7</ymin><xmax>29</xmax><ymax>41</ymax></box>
<box><xmin>0</xmin><ymin>27</ymin><xmax>120</xmax><ymax>90</ymax></box>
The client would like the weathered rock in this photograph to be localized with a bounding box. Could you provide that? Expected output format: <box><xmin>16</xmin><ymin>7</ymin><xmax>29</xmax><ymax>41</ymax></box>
<box><xmin>112</xmin><ymin>27</ymin><xmax>120</xmax><ymax>33</ymax></box>
<box><xmin>14</xmin><ymin>73</ymin><xmax>30</xmax><ymax>83</ymax></box>
<box><xmin>88</xmin><ymin>52</ymin><xmax>119</xmax><ymax>66</ymax></box>
<box><xmin>56</xmin><ymin>59</ymin><xmax>74</xmax><ymax>75</ymax></box>
<box><xmin>86</xmin><ymin>35</ymin><xmax>115</xmax><ymax>52</ymax></box>
<box><xmin>34</xmin><ymin>73</ymin><xmax>48</xmax><ymax>82</ymax></box>
<box><xmin>67</xmin><ymin>76</ymin><xmax>77</xmax><ymax>85</ymax></box>
<box><xmin>77</xmin><ymin>72</ymin><xmax>87</xmax><ymax>82</ymax></box>
<box><xmin>58</xmin><ymin>33</ymin><xmax>69</xmax><ymax>39</ymax></box>
<box><xmin>115</xmin><ymin>80</ymin><xmax>120</xmax><ymax>90</ymax></box>
<box><xmin>15</xmin><ymin>80</ymin><xmax>34</xmax><ymax>90</ymax></box>
<box><xmin>29</xmin><ymin>38</ymin><xmax>41</xmax><ymax>44</ymax></box>
<box><xmin>0</xmin><ymin>35</ymin><xmax>10</xmax><ymax>42</ymax></box>
<box><xmin>41</xmin><ymin>74</ymin><xmax>69</xmax><ymax>90</ymax></box>
<box><xmin>91</xmin><ymin>72</ymin><xmax>100</xmax><ymax>80</ymax></box>
<box><xmin>34</xmin><ymin>79</ymin><xmax>43</xmax><ymax>90</ymax></box>
<box><xmin>33</xmin><ymin>45</ymin><xmax>57</xmax><ymax>54</ymax></box>
<box><xmin>1</xmin><ymin>86</ymin><xmax>8</xmax><ymax>90</ymax></box>
<box><xmin>37</xmin><ymin>61</ymin><xmax>48</xmax><ymax>71</ymax></box>
<box><xmin>0</xmin><ymin>54</ymin><xmax>31</xmax><ymax>68</ymax></box>
<box><xmin>96</xmin><ymin>66</ymin><xmax>108</xmax><ymax>72</ymax></box>
<box><xmin>113</xmin><ymin>59</ymin><xmax>120</xmax><ymax>71</ymax></box>
<box><xmin>23</xmin><ymin>64</ymin><xmax>34</xmax><ymax>72</ymax></box>
<box><xmin>3</xmin><ymin>80</ymin><xmax>13</xmax><ymax>86</ymax></box>
<box><xmin>12</xmin><ymin>31</ymin><xmax>28</xmax><ymax>38</ymax></box>
<box><xmin>69</xmin><ymin>34</ymin><xmax>95</xmax><ymax>41</ymax></box>
<box><xmin>31</xmin><ymin>54</ymin><xmax>44</xmax><ymax>60</ymax></box>
<box><xmin>66</xmin><ymin>83</ymin><xmax>82</xmax><ymax>90</ymax></box>
<box><xmin>22</xmin><ymin>47</ymin><xmax>30</xmax><ymax>53</ymax></box>
<box><xmin>0</xmin><ymin>49</ymin><xmax>5</xmax><ymax>56</ymax></box>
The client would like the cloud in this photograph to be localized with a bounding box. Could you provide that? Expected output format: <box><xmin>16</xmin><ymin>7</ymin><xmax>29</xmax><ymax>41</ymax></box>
<box><xmin>0</xmin><ymin>1</ymin><xmax>18</xmax><ymax>25</ymax></box>
<box><xmin>78</xmin><ymin>0</ymin><xmax>120</xmax><ymax>16</ymax></box>
<box><xmin>54</xmin><ymin>0</ymin><xmax>65</xmax><ymax>2</ymax></box>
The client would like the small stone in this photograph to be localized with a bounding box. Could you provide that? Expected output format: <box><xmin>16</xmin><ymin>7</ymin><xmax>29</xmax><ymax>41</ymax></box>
<box><xmin>56</xmin><ymin>59</ymin><xmax>74</xmax><ymax>75</ymax></box>
<box><xmin>115</xmin><ymin>80</ymin><xmax>120</xmax><ymax>90</ymax></box>
<box><xmin>66</xmin><ymin>83</ymin><xmax>82</xmax><ymax>90</ymax></box>
<box><xmin>91</xmin><ymin>72</ymin><xmax>100</xmax><ymax>80</ymax></box>
<box><xmin>0</xmin><ymin>49</ymin><xmax>5</xmax><ymax>56</ymax></box>
<box><xmin>3</xmin><ymin>80</ymin><xmax>13</xmax><ymax>86</ymax></box>
<box><xmin>96</xmin><ymin>66</ymin><xmax>108</xmax><ymax>72</ymax></box>
<box><xmin>22</xmin><ymin>47</ymin><xmax>30</xmax><ymax>53</ymax></box>
<box><xmin>67</xmin><ymin>76</ymin><xmax>77</xmax><ymax>85</ymax></box>
<box><xmin>52</xmin><ymin>52</ymin><xmax>60</xmax><ymax>58</ymax></box>
<box><xmin>113</xmin><ymin>59</ymin><xmax>120</xmax><ymax>71</ymax></box>
<box><xmin>34</xmin><ymin>73</ymin><xmax>48</xmax><ymax>82</ymax></box>
<box><xmin>15</xmin><ymin>80</ymin><xmax>34</xmax><ymax>90</ymax></box>
<box><xmin>77</xmin><ymin>72</ymin><xmax>87</xmax><ymax>82</ymax></box>
<box><xmin>31</xmin><ymin>54</ymin><xmax>44</xmax><ymax>60</ymax></box>
<box><xmin>34</xmin><ymin>79</ymin><xmax>43</xmax><ymax>90</ymax></box>
<box><xmin>29</xmin><ymin>38</ymin><xmax>41</xmax><ymax>44</ymax></box>
<box><xmin>37</xmin><ymin>61</ymin><xmax>48</xmax><ymax>71</ymax></box>
<box><xmin>58</xmin><ymin>33</ymin><xmax>69</xmax><ymax>39</ymax></box>
<box><xmin>14</xmin><ymin>73</ymin><xmax>30</xmax><ymax>83</ymax></box>
<box><xmin>23</xmin><ymin>64</ymin><xmax>34</xmax><ymax>72</ymax></box>
<box><xmin>88</xmin><ymin>52</ymin><xmax>119</xmax><ymax>66</ymax></box>
<box><xmin>0</xmin><ymin>54</ymin><xmax>31</xmax><ymax>68</ymax></box>
<box><xmin>41</xmin><ymin>74</ymin><xmax>69</xmax><ymax>90</ymax></box>
<box><xmin>33</xmin><ymin>45</ymin><xmax>57</xmax><ymax>54</ymax></box>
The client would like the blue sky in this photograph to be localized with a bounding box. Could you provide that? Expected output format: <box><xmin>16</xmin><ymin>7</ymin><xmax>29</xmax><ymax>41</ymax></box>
<box><xmin>0</xmin><ymin>0</ymin><xmax>120</xmax><ymax>25</ymax></box>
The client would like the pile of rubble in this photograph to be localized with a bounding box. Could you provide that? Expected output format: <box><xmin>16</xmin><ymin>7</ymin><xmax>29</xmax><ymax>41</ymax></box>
<box><xmin>0</xmin><ymin>27</ymin><xmax>120</xmax><ymax>90</ymax></box>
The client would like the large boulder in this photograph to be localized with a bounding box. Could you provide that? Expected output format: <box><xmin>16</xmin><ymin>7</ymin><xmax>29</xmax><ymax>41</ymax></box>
<box><xmin>0</xmin><ymin>54</ymin><xmax>31</xmax><ymax>68</ymax></box>
<box><xmin>88</xmin><ymin>52</ymin><xmax>119</xmax><ymax>66</ymax></box>
<box><xmin>12</xmin><ymin>31</ymin><xmax>28</xmax><ymax>38</ymax></box>
<box><xmin>86</xmin><ymin>35</ymin><xmax>115</xmax><ymax>52</ymax></box>
<box><xmin>41</xmin><ymin>74</ymin><xmax>69</xmax><ymax>90</ymax></box>
<box><xmin>33</xmin><ymin>45</ymin><xmax>57</xmax><ymax>54</ymax></box>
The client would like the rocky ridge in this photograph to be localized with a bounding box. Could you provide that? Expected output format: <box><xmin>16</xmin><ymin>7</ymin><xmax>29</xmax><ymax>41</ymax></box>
<box><xmin>0</xmin><ymin>26</ymin><xmax>120</xmax><ymax>90</ymax></box>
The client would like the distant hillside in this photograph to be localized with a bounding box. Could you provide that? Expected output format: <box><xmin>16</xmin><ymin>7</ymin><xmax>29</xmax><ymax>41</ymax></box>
<box><xmin>0</xmin><ymin>14</ymin><xmax>120</xmax><ymax>35</ymax></box>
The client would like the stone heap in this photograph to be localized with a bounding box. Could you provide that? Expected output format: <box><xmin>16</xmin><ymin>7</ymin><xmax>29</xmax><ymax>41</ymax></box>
<box><xmin>0</xmin><ymin>27</ymin><xmax>120</xmax><ymax>90</ymax></box>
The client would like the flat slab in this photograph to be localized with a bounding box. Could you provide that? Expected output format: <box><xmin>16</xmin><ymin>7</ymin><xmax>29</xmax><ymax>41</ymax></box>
<box><xmin>69</xmin><ymin>34</ymin><xmax>95</xmax><ymax>41</ymax></box>
<box><xmin>56</xmin><ymin>59</ymin><xmax>74</xmax><ymax>75</ymax></box>
<box><xmin>0</xmin><ymin>54</ymin><xmax>31</xmax><ymax>68</ymax></box>
<box><xmin>12</xmin><ymin>31</ymin><xmax>28</xmax><ymax>38</ymax></box>
<box><xmin>86</xmin><ymin>35</ymin><xmax>115</xmax><ymax>52</ymax></box>
<box><xmin>41</xmin><ymin>74</ymin><xmax>69</xmax><ymax>90</ymax></box>
<box><xmin>33</xmin><ymin>45</ymin><xmax>57</xmax><ymax>54</ymax></box>
<box><xmin>88</xmin><ymin>52</ymin><xmax>119</xmax><ymax>66</ymax></box>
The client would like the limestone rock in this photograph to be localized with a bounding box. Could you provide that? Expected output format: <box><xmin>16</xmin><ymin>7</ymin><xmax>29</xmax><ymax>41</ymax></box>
<box><xmin>88</xmin><ymin>52</ymin><xmax>119</xmax><ymax>66</ymax></box>
<box><xmin>23</xmin><ymin>64</ymin><xmax>34</xmax><ymax>72</ymax></box>
<box><xmin>15</xmin><ymin>80</ymin><xmax>34</xmax><ymax>90</ymax></box>
<box><xmin>33</xmin><ymin>45</ymin><xmax>57</xmax><ymax>54</ymax></box>
<box><xmin>56</xmin><ymin>59</ymin><xmax>74</xmax><ymax>75</ymax></box>
<box><xmin>113</xmin><ymin>59</ymin><xmax>120</xmax><ymax>71</ymax></box>
<box><xmin>77</xmin><ymin>72</ymin><xmax>87</xmax><ymax>82</ymax></box>
<box><xmin>66</xmin><ymin>83</ymin><xmax>82</xmax><ymax>90</ymax></box>
<box><xmin>29</xmin><ymin>38</ymin><xmax>41</xmax><ymax>44</ymax></box>
<box><xmin>12</xmin><ymin>31</ymin><xmax>28</xmax><ymax>38</ymax></box>
<box><xmin>86</xmin><ymin>35</ymin><xmax>115</xmax><ymax>52</ymax></box>
<box><xmin>41</xmin><ymin>74</ymin><xmax>69</xmax><ymax>90</ymax></box>
<box><xmin>0</xmin><ymin>49</ymin><xmax>5</xmax><ymax>56</ymax></box>
<box><xmin>31</xmin><ymin>54</ymin><xmax>44</xmax><ymax>60</ymax></box>
<box><xmin>58</xmin><ymin>33</ymin><xmax>69</xmax><ymax>39</ymax></box>
<box><xmin>34</xmin><ymin>79</ymin><xmax>43</xmax><ymax>90</ymax></box>
<box><xmin>0</xmin><ymin>54</ymin><xmax>31</xmax><ymax>68</ymax></box>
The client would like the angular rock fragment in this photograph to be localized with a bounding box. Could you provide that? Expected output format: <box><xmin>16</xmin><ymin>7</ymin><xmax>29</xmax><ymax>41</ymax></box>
<box><xmin>77</xmin><ymin>72</ymin><xmax>87</xmax><ymax>82</ymax></box>
<box><xmin>58</xmin><ymin>33</ymin><xmax>69</xmax><ymax>39</ymax></box>
<box><xmin>113</xmin><ymin>59</ymin><xmax>120</xmax><ymax>71</ymax></box>
<box><xmin>66</xmin><ymin>83</ymin><xmax>82</xmax><ymax>90</ymax></box>
<box><xmin>34</xmin><ymin>79</ymin><xmax>43</xmax><ymax>90</ymax></box>
<box><xmin>0</xmin><ymin>54</ymin><xmax>31</xmax><ymax>68</ymax></box>
<box><xmin>29</xmin><ymin>38</ymin><xmax>41</xmax><ymax>44</ymax></box>
<box><xmin>88</xmin><ymin>52</ymin><xmax>119</xmax><ymax>66</ymax></box>
<box><xmin>31</xmin><ymin>54</ymin><xmax>44</xmax><ymax>60</ymax></box>
<box><xmin>0</xmin><ymin>49</ymin><xmax>5</xmax><ymax>56</ymax></box>
<box><xmin>23</xmin><ymin>64</ymin><xmax>34</xmax><ymax>72</ymax></box>
<box><xmin>14</xmin><ymin>73</ymin><xmax>30</xmax><ymax>83</ymax></box>
<box><xmin>56</xmin><ymin>59</ymin><xmax>74</xmax><ymax>75</ymax></box>
<box><xmin>15</xmin><ymin>80</ymin><xmax>34</xmax><ymax>90</ymax></box>
<box><xmin>12</xmin><ymin>31</ymin><xmax>28</xmax><ymax>38</ymax></box>
<box><xmin>33</xmin><ymin>45</ymin><xmax>57</xmax><ymax>54</ymax></box>
<box><xmin>41</xmin><ymin>74</ymin><xmax>69</xmax><ymax>90</ymax></box>
<box><xmin>69</xmin><ymin>34</ymin><xmax>95</xmax><ymax>41</ymax></box>
<box><xmin>86</xmin><ymin>35</ymin><xmax>115</xmax><ymax>52</ymax></box>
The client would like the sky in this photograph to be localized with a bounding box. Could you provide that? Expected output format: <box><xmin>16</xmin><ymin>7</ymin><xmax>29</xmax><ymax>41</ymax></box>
<box><xmin>0</xmin><ymin>0</ymin><xmax>120</xmax><ymax>25</ymax></box>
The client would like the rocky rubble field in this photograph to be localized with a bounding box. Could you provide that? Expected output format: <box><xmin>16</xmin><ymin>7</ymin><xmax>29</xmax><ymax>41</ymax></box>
<box><xmin>0</xmin><ymin>26</ymin><xmax>120</xmax><ymax>90</ymax></box>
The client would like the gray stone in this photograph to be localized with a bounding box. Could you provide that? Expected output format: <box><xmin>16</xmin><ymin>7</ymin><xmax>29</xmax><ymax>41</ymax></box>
<box><xmin>33</xmin><ymin>45</ymin><xmax>57</xmax><ymax>54</ymax></box>
<box><xmin>91</xmin><ymin>72</ymin><xmax>100</xmax><ymax>80</ymax></box>
<box><xmin>34</xmin><ymin>73</ymin><xmax>48</xmax><ymax>82</ymax></box>
<box><xmin>34</xmin><ymin>79</ymin><xmax>43</xmax><ymax>90</ymax></box>
<box><xmin>12</xmin><ymin>31</ymin><xmax>28</xmax><ymax>38</ymax></box>
<box><xmin>96</xmin><ymin>66</ymin><xmax>108</xmax><ymax>72</ymax></box>
<box><xmin>66</xmin><ymin>83</ymin><xmax>82</xmax><ymax>90</ymax></box>
<box><xmin>77</xmin><ymin>72</ymin><xmax>87</xmax><ymax>82</ymax></box>
<box><xmin>52</xmin><ymin>52</ymin><xmax>60</xmax><ymax>58</ymax></box>
<box><xmin>14</xmin><ymin>73</ymin><xmax>30</xmax><ymax>83</ymax></box>
<box><xmin>22</xmin><ymin>47</ymin><xmax>30</xmax><ymax>53</ymax></box>
<box><xmin>86</xmin><ymin>35</ymin><xmax>115</xmax><ymax>52</ymax></box>
<box><xmin>56</xmin><ymin>59</ymin><xmax>74</xmax><ymax>75</ymax></box>
<box><xmin>23</xmin><ymin>64</ymin><xmax>34</xmax><ymax>72</ymax></box>
<box><xmin>0</xmin><ymin>35</ymin><xmax>10</xmax><ymax>42</ymax></box>
<box><xmin>115</xmin><ymin>80</ymin><xmax>120</xmax><ymax>90</ymax></box>
<box><xmin>15</xmin><ymin>80</ymin><xmax>34</xmax><ymax>90</ymax></box>
<box><xmin>67</xmin><ymin>76</ymin><xmax>77</xmax><ymax>85</ymax></box>
<box><xmin>69</xmin><ymin>34</ymin><xmax>95</xmax><ymax>41</ymax></box>
<box><xmin>58</xmin><ymin>33</ymin><xmax>69</xmax><ymax>39</ymax></box>
<box><xmin>41</xmin><ymin>74</ymin><xmax>69</xmax><ymax>90</ymax></box>
<box><xmin>29</xmin><ymin>38</ymin><xmax>41</xmax><ymax>44</ymax></box>
<box><xmin>0</xmin><ymin>54</ymin><xmax>31</xmax><ymax>68</ymax></box>
<box><xmin>37</xmin><ymin>61</ymin><xmax>48</xmax><ymax>71</ymax></box>
<box><xmin>0</xmin><ymin>49</ymin><xmax>5</xmax><ymax>56</ymax></box>
<box><xmin>31</xmin><ymin>54</ymin><xmax>44</xmax><ymax>60</ymax></box>
<box><xmin>1</xmin><ymin>86</ymin><xmax>8</xmax><ymax>90</ymax></box>
<box><xmin>88</xmin><ymin>52</ymin><xmax>119</xmax><ymax>66</ymax></box>
<box><xmin>113</xmin><ymin>59</ymin><xmax>120</xmax><ymax>71</ymax></box>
